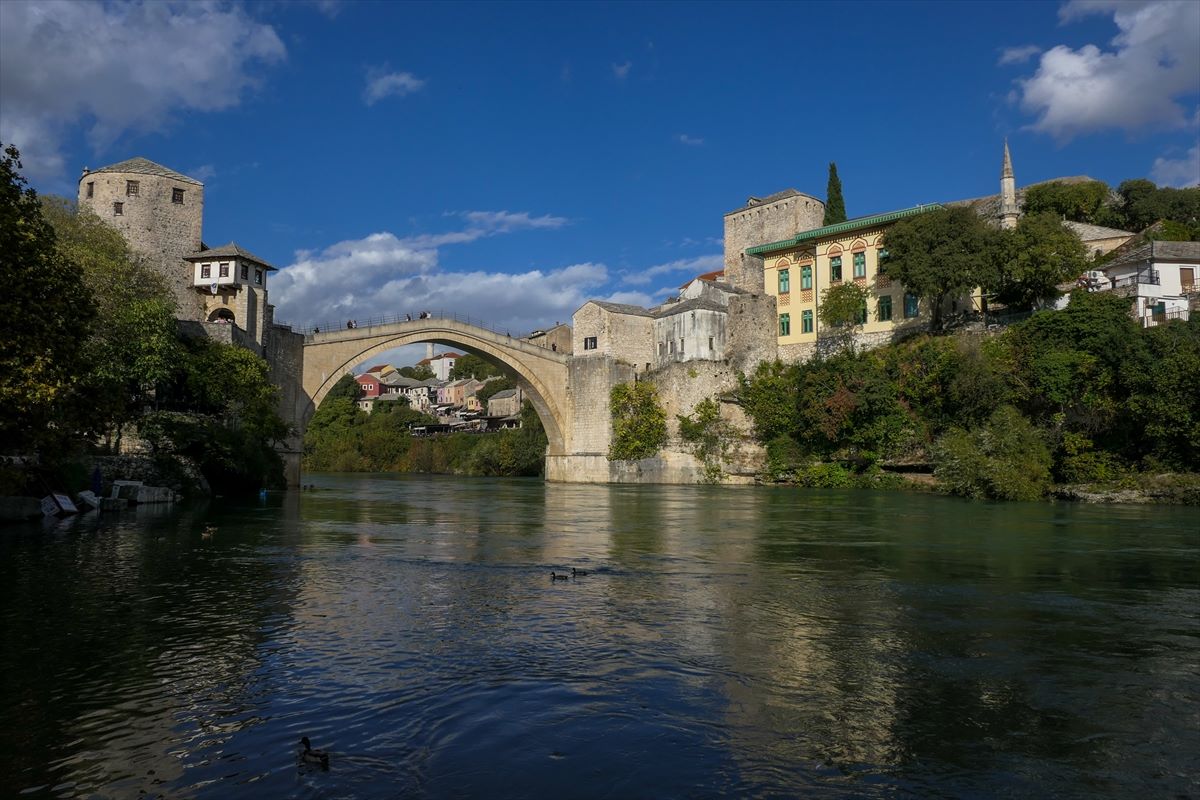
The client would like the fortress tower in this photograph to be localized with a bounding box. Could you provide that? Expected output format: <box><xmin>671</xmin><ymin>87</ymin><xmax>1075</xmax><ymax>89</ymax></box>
<box><xmin>723</xmin><ymin>190</ymin><xmax>825</xmax><ymax>293</ymax></box>
<box><xmin>78</xmin><ymin>157</ymin><xmax>206</xmax><ymax>319</ymax></box>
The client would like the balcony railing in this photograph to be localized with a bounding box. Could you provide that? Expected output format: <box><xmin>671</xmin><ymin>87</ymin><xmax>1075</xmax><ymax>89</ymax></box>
<box><xmin>1143</xmin><ymin>308</ymin><xmax>1189</xmax><ymax>327</ymax></box>
<box><xmin>1111</xmin><ymin>269</ymin><xmax>1160</xmax><ymax>289</ymax></box>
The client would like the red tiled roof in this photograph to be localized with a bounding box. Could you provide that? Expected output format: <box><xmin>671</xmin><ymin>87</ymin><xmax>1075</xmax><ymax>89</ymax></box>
<box><xmin>679</xmin><ymin>269</ymin><xmax>725</xmax><ymax>290</ymax></box>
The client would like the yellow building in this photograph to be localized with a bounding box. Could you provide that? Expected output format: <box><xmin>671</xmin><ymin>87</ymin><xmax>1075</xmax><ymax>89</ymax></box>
<box><xmin>746</xmin><ymin>204</ymin><xmax>978</xmax><ymax>360</ymax></box>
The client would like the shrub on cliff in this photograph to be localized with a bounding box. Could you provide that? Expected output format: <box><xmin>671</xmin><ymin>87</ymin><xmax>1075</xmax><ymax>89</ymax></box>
<box><xmin>933</xmin><ymin>406</ymin><xmax>1052</xmax><ymax>501</ymax></box>
<box><xmin>609</xmin><ymin>381</ymin><xmax>667</xmax><ymax>461</ymax></box>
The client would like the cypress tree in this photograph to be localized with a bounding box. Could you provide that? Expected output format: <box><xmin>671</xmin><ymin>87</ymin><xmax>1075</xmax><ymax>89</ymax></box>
<box><xmin>823</xmin><ymin>162</ymin><xmax>847</xmax><ymax>225</ymax></box>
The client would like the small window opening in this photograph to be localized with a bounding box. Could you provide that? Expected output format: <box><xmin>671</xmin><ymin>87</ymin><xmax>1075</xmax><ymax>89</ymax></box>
<box><xmin>113</xmin><ymin>201</ymin><xmax>123</xmax><ymax>216</ymax></box>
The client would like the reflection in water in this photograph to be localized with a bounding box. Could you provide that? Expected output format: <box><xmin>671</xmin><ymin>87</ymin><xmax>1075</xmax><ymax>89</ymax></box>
<box><xmin>0</xmin><ymin>476</ymin><xmax>1197</xmax><ymax>799</ymax></box>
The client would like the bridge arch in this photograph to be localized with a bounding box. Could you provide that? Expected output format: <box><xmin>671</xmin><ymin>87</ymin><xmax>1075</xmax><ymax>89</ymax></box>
<box><xmin>301</xmin><ymin>319</ymin><xmax>570</xmax><ymax>456</ymax></box>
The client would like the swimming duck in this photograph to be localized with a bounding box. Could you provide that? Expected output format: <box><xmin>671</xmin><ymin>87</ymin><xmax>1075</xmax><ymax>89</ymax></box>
<box><xmin>299</xmin><ymin>736</ymin><xmax>329</xmax><ymax>769</ymax></box>
<box><xmin>571</xmin><ymin>568</ymin><xmax>589</xmax><ymax>577</ymax></box>
<box><xmin>550</xmin><ymin>572</ymin><xmax>569</xmax><ymax>581</ymax></box>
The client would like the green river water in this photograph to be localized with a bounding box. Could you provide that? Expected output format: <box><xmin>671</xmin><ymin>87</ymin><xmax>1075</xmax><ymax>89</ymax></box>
<box><xmin>1</xmin><ymin>474</ymin><xmax>1197</xmax><ymax>798</ymax></box>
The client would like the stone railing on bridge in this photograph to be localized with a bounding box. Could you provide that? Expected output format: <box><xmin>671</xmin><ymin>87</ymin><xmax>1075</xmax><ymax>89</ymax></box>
<box><xmin>300</xmin><ymin>310</ymin><xmax>512</xmax><ymax>337</ymax></box>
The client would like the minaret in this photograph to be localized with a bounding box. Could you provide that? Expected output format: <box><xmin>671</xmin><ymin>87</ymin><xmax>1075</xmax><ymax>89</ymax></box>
<box><xmin>999</xmin><ymin>138</ymin><xmax>1019</xmax><ymax>230</ymax></box>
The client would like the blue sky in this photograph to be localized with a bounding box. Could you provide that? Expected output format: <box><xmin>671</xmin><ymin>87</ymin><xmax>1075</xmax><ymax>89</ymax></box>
<box><xmin>2</xmin><ymin>0</ymin><xmax>1198</xmax><ymax>361</ymax></box>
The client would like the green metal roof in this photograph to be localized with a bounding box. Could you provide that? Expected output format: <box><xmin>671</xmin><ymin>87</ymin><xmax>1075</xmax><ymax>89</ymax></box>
<box><xmin>745</xmin><ymin>203</ymin><xmax>944</xmax><ymax>256</ymax></box>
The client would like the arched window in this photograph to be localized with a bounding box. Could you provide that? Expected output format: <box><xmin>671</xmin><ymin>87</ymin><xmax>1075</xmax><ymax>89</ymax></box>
<box><xmin>801</xmin><ymin>265</ymin><xmax>813</xmax><ymax>290</ymax></box>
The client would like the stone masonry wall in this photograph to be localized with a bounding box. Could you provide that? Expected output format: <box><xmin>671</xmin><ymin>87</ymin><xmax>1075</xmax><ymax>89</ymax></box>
<box><xmin>566</xmin><ymin>356</ymin><xmax>635</xmax><ymax>456</ymax></box>
<box><xmin>79</xmin><ymin>170</ymin><xmax>205</xmax><ymax>321</ymax></box>
<box><xmin>726</xmin><ymin>293</ymin><xmax>779</xmax><ymax>372</ymax></box>
<box><xmin>723</xmin><ymin>193</ymin><xmax>824</xmax><ymax>292</ymax></box>
<box><xmin>265</xmin><ymin>323</ymin><xmax>307</xmax><ymax>487</ymax></box>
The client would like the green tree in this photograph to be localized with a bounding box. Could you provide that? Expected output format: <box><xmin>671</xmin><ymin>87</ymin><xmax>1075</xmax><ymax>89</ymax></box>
<box><xmin>1117</xmin><ymin>179</ymin><xmax>1200</xmax><ymax>235</ymax></box>
<box><xmin>881</xmin><ymin>206</ymin><xmax>999</xmax><ymax>330</ymax></box>
<box><xmin>1022</xmin><ymin>180</ymin><xmax>1113</xmax><ymax>225</ymax></box>
<box><xmin>609</xmin><ymin>381</ymin><xmax>667</xmax><ymax>460</ymax></box>
<box><xmin>817</xmin><ymin>281</ymin><xmax>871</xmax><ymax>353</ymax></box>
<box><xmin>476</xmin><ymin>376</ymin><xmax>516</xmax><ymax>405</ymax></box>
<box><xmin>933</xmin><ymin>406</ymin><xmax>1052</xmax><ymax>501</ymax></box>
<box><xmin>41</xmin><ymin>197</ymin><xmax>180</xmax><ymax>443</ymax></box>
<box><xmin>449</xmin><ymin>353</ymin><xmax>503</xmax><ymax>380</ymax></box>
<box><xmin>0</xmin><ymin>144</ymin><xmax>96</xmax><ymax>452</ymax></box>
<box><xmin>823</xmin><ymin>162</ymin><xmax>847</xmax><ymax>225</ymax></box>
<box><xmin>325</xmin><ymin>373</ymin><xmax>362</xmax><ymax>402</ymax></box>
<box><xmin>399</xmin><ymin>364</ymin><xmax>435</xmax><ymax>380</ymax></box>
<box><xmin>736</xmin><ymin>360</ymin><xmax>801</xmax><ymax>442</ymax></box>
<box><xmin>994</xmin><ymin>212</ymin><xmax>1088</xmax><ymax>310</ymax></box>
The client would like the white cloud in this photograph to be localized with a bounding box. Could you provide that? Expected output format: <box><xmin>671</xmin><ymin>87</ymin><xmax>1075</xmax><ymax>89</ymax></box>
<box><xmin>312</xmin><ymin>0</ymin><xmax>343</xmax><ymax>18</ymax></box>
<box><xmin>620</xmin><ymin>254</ymin><xmax>723</xmax><ymax>286</ymax></box>
<box><xmin>363</xmin><ymin>67</ymin><xmax>426</xmax><ymax>106</ymax></box>
<box><xmin>612</xmin><ymin>60</ymin><xmax>632</xmax><ymax>80</ymax></box>
<box><xmin>1013</xmin><ymin>0</ymin><xmax>1200</xmax><ymax>140</ymax></box>
<box><xmin>1151</xmin><ymin>144</ymin><xmax>1200</xmax><ymax>187</ymax></box>
<box><xmin>271</xmin><ymin>213</ymin><xmax>601</xmax><ymax>335</ymax></box>
<box><xmin>604</xmin><ymin>290</ymin><xmax>656</xmax><ymax>306</ymax></box>
<box><xmin>0</xmin><ymin>0</ymin><xmax>285</xmax><ymax>179</ymax></box>
<box><xmin>676</xmin><ymin>133</ymin><xmax>705</xmax><ymax>146</ymax></box>
<box><xmin>188</xmin><ymin>164</ymin><xmax>217</xmax><ymax>183</ymax></box>
<box><xmin>998</xmin><ymin>45</ymin><xmax>1041</xmax><ymax>65</ymax></box>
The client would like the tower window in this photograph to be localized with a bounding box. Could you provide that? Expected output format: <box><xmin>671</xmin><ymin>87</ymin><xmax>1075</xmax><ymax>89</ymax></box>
<box><xmin>86</xmin><ymin>182</ymin><xmax>94</xmax><ymax>198</ymax></box>
<box><xmin>708</xmin><ymin>337</ymin><xmax>714</xmax><ymax>350</ymax></box>
<box><xmin>241</xmin><ymin>264</ymin><xmax>249</xmax><ymax>280</ymax></box>
<box><xmin>113</xmin><ymin>202</ymin><xmax>123</xmax><ymax>216</ymax></box>
<box><xmin>584</xmin><ymin>336</ymin><xmax>597</xmax><ymax>350</ymax></box>
<box><xmin>126</xmin><ymin>180</ymin><xmax>139</xmax><ymax>196</ymax></box>
<box><xmin>201</xmin><ymin>264</ymin><xmax>211</xmax><ymax>279</ymax></box>
<box><xmin>172</xmin><ymin>188</ymin><xmax>185</xmax><ymax>204</ymax></box>
<box><xmin>255</xmin><ymin>269</ymin><xmax>263</xmax><ymax>285</ymax></box>
<box><xmin>219</xmin><ymin>262</ymin><xmax>230</xmax><ymax>278</ymax></box>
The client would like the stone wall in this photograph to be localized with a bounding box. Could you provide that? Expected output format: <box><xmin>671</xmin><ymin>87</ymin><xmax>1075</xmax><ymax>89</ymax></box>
<box><xmin>723</xmin><ymin>193</ymin><xmax>825</xmax><ymax>292</ymax></box>
<box><xmin>726</xmin><ymin>293</ymin><xmax>779</xmax><ymax>371</ymax></box>
<box><xmin>264</xmin><ymin>323</ymin><xmax>307</xmax><ymax>487</ymax></box>
<box><xmin>78</xmin><ymin>169</ymin><xmax>205</xmax><ymax>321</ymax></box>
<box><xmin>564</xmin><ymin>356</ymin><xmax>635</xmax><ymax>456</ymax></box>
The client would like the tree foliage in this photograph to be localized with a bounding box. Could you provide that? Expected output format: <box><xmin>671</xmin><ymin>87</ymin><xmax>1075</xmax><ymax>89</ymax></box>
<box><xmin>993</xmin><ymin>212</ymin><xmax>1088</xmax><ymax>310</ymax></box>
<box><xmin>1021</xmin><ymin>177</ymin><xmax>1199</xmax><ymax>238</ymax></box>
<box><xmin>399</xmin><ymin>364</ymin><xmax>435</xmax><ymax>380</ymax></box>
<box><xmin>823</xmin><ymin>162</ymin><xmax>847</xmax><ymax>225</ymax></box>
<box><xmin>881</xmin><ymin>206</ymin><xmax>998</xmax><ymax>330</ymax></box>
<box><xmin>933</xmin><ymin>406</ymin><xmax>1052</xmax><ymax>501</ymax></box>
<box><xmin>609</xmin><ymin>381</ymin><xmax>668</xmax><ymax>461</ymax></box>
<box><xmin>0</xmin><ymin>144</ymin><xmax>96</xmax><ymax>451</ymax></box>
<box><xmin>818</xmin><ymin>281</ymin><xmax>871</xmax><ymax>353</ymax></box>
<box><xmin>449</xmin><ymin>353</ymin><xmax>503</xmax><ymax>380</ymax></box>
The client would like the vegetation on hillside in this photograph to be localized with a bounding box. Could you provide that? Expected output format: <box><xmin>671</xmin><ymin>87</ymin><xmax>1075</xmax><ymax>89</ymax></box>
<box><xmin>1023</xmin><ymin>178</ymin><xmax>1200</xmax><ymax>239</ymax></box>
<box><xmin>0</xmin><ymin>144</ymin><xmax>289</xmax><ymax>493</ymax></box>
<box><xmin>303</xmin><ymin>374</ymin><xmax>547</xmax><ymax>476</ymax></box>
<box><xmin>737</xmin><ymin>291</ymin><xmax>1199</xmax><ymax>501</ymax></box>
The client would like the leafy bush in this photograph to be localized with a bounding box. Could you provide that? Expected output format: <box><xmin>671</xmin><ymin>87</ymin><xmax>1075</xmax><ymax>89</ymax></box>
<box><xmin>933</xmin><ymin>406</ymin><xmax>1052</xmax><ymax>501</ymax></box>
<box><xmin>609</xmin><ymin>381</ymin><xmax>667</xmax><ymax>461</ymax></box>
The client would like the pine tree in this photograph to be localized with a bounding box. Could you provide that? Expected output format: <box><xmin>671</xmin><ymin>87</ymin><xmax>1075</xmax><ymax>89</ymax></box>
<box><xmin>823</xmin><ymin>162</ymin><xmax>847</xmax><ymax>225</ymax></box>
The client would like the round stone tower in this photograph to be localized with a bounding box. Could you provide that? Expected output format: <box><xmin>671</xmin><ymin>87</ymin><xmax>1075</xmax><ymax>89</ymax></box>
<box><xmin>78</xmin><ymin>157</ymin><xmax>205</xmax><ymax>320</ymax></box>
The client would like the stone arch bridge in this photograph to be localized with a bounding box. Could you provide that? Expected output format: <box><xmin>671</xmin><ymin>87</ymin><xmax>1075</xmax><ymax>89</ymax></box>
<box><xmin>300</xmin><ymin>317</ymin><xmax>571</xmax><ymax>458</ymax></box>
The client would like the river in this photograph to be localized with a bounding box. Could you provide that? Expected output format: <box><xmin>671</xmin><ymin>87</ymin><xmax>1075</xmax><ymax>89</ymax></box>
<box><xmin>1</xmin><ymin>475</ymin><xmax>1197</xmax><ymax>799</ymax></box>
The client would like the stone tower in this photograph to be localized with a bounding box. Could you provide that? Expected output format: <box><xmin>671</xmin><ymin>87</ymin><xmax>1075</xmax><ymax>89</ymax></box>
<box><xmin>999</xmin><ymin>139</ymin><xmax>1019</xmax><ymax>230</ymax></box>
<box><xmin>723</xmin><ymin>189</ymin><xmax>825</xmax><ymax>293</ymax></box>
<box><xmin>78</xmin><ymin>157</ymin><xmax>205</xmax><ymax>319</ymax></box>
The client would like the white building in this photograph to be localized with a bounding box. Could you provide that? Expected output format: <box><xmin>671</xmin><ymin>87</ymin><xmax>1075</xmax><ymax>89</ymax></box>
<box><xmin>1099</xmin><ymin>241</ymin><xmax>1198</xmax><ymax>326</ymax></box>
